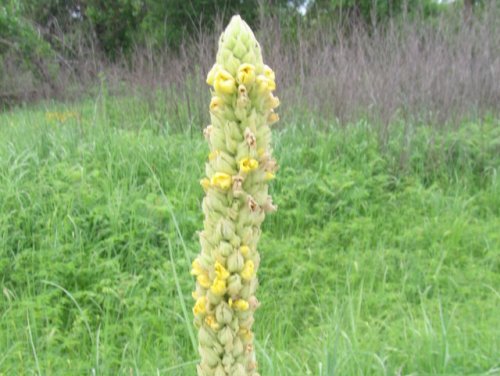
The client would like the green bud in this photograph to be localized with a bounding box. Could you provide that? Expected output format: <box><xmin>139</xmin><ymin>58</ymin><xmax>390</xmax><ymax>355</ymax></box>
<box><xmin>218</xmin><ymin>326</ymin><xmax>234</xmax><ymax>346</ymax></box>
<box><xmin>215</xmin><ymin>302</ymin><xmax>233</xmax><ymax>324</ymax></box>
<box><xmin>227</xmin><ymin>252</ymin><xmax>244</xmax><ymax>273</ymax></box>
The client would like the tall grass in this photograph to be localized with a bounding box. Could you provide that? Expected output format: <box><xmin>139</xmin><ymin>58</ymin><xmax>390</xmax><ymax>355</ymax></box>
<box><xmin>0</xmin><ymin>99</ymin><xmax>499</xmax><ymax>374</ymax></box>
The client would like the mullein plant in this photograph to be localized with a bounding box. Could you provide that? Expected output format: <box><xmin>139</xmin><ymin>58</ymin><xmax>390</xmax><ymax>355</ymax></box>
<box><xmin>191</xmin><ymin>15</ymin><xmax>279</xmax><ymax>376</ymax></box>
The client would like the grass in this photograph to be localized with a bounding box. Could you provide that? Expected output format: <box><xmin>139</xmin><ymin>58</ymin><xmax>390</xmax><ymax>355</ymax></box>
<box><xmin>0</xmin><ymin>97</ymin><xmax>499</xmax><ymax>375</ymax></box>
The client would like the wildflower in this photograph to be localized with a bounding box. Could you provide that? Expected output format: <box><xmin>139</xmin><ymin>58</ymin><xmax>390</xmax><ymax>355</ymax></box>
<box><xmin>240</xmin><ymin>260</ymin><xmax>255</xmax><ymax>281</ymax></box>
<box><xmin>239</xmin><ymin>245</ymin><xmax>250</xmax><ymax>257</ymax></box>
<box><xmin>210</xmin><ymin>97</ymin><xmax>224</xmax><ymax>113</ymax></box>
<box><xmin>197</xmin><ymin>273</ymin><xmax>211</xmax><ymax>289</ymax></box>
<box><xmin>268</xmin><ymin>112</ymin><xmax>280</xmax><ymax>125</ymax></box>
<box><xmin>191</xmin><ymin>259</ymin><xmax>204</xmax><ymax>276</ymax></box>
<box><xmin>263</xmin><ymin>65</ymin><xmax>275</xmax><ymax>81</ymax></box>
<box><xmin>210</xmin><ymin>277</ymin><xmax>227</xmax><ymax>296</ymax></box>
<box><xmin>214</xmin><ymin>69</ymin><xmax>236</xmax><ymax>94</ymax></box>
<box><xmin>239</xmin><ymin>328</ymin><xmax>253</xmax><ymax>341</ymax></box>
<box><xmin>239</xmin><ymin>158</ymin><xmax>259</xmax><ymax>173</ymax></box>
<box><xmin>205</xmin><ymin>315</ymin><xmax>220</xmax><ymax>331</ymax></box>
<box><xmin>265</xmin><ymin>172</ymin><xmax>275</xmax><ymax>181</ymax></box>
<box><xmin>237</xmin><ymin>63</ymin><xmax>256</xmax><ymax>85</ymax></box>
<box><xmin>211</xmin><ymin>172</ymin><xmax>232</xmax><ymax>190</ymax></box>
<box><xmin>214</xmin><ymin>261</ymin><xmax>230</xmax><ymax>280</ymax></box>
<box><xmin>200</xmin><ymin>178</ymin><xmax>211</xmax><ymax>191</ymax></box>
<box><xmin>206</xmin><ymin>64</ymin><xmax>219</xmax><ymax>86</ymax></box>
<box><xmin>229</xmin><ymin>298</ymin><xmax>249</xmax><ymax>311</ymax></box>
<box><xmin>193</xmin><ymin>296</ymin><xmax>207</xmax><ymax>316</ymax></box>
<box><xmin>195</xmin><ymin>15</ymin><xmax>279</xmax><ymax>375</ymax></box>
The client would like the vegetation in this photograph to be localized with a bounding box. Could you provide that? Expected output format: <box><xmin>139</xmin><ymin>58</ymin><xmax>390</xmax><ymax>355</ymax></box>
<box><xmin>0</xmin><ymin>96</ymin><xmax>499</xmax><ymax>374</ymax></box>
<box><xmin>1</xmin><ymin>1</ymin><xmax>499</xmax><ymax>375</ymax></box>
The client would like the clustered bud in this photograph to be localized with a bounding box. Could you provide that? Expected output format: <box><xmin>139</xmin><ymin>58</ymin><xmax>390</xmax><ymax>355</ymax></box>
<box><xmin>192</xmin><ymin>15</ymin><xmax>279</xmax><ymax>376</ymax></box>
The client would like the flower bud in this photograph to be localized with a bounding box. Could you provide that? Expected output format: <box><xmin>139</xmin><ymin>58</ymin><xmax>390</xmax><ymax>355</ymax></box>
<box><xmin>237</xmin><ymin>64</ymin><xmax>256</xmax><ymax>85</ymax></box>
<box><xmin>211</xmin><ymin>173</ymin><xmax>232</xmax><ymax>190</ymax></box>
<box><xmin>218</xmin><ymin>326</ymin><xmax>234</xmax><ymax>346</ymax></box>
<box><xmin>199</xmin><ymin>325</ymin><xmax>217</xmax><ymax>347</ymax></box>
<box><xmin>214</xmin><ymin>69</ymin><xmax>236</xmax><ymax>94</ymax></box>
<box><xmin>207</xmin><ymin>64</ymin><xmax>220</xmax><ymax>86</ymax></box>
<box><xmin>200</xmin><ymin>345</ymin><xmax>220</xmax><ymax>368</ymax></box>
<box><xmin>240</xmin><ymin>260</ymin><xmax>255</xmax><ymax>281</ymax></box>
<box><xmin>216</xmin><ymin>302</ymin><xmax>233</xmax><ymax>324</ymax></box>
<box><xmin>230</xmin><ymin>364</ymin><xmax>246</xmax><ymax>376</ymax></box>
<box><xmin>214</xmin><ymin>365</ymin><xmax>226</xmax><ymax>376</ymax></box>
<box><xmin>227</xmin><ymin>252</ymin><xmax>244</xmax><ymax>273</ymax></box>
<box><xmin>232</xmin><ymin>337</ymin><xmax>244</xmax><ymax>357</ymax></box>
<box><xmin>227</xmin><ymin>274</ymin><xmax>242</xmax><ymax>296</ymax></box>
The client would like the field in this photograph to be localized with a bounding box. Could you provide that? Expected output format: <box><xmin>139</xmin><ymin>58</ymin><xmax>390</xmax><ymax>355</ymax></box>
<box><xmin>0</xmin><ymin>96</ymin><xmax>499</xmax><ymax>375</ymax></box>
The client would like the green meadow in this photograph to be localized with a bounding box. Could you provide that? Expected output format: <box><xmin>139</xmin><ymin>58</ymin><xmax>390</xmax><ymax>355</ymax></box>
<box><xmin>1</xmin><ymin>97</ymin><xmax>499</xmax><ymax>375</ymax></box>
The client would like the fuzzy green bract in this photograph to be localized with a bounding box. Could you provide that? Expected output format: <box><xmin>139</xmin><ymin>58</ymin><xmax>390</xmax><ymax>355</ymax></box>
<box><xmin>191</xmin><ymin>15</ymin><xmax>279</xmax><ymax>376</ymax></box>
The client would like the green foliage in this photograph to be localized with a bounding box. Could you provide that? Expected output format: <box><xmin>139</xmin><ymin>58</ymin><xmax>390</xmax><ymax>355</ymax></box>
<box><xmin>0</xmin><ymin>1</ymin><xmax>55</xmax><ymax>82</ymax></box>
<box><xmin>0</xmin><ymin>99</ymin><xmax>499</xmax><ymax>374</ymax></box>
<box><xmin>307</xmin><ymin>0</ymin><xmax>444</xmax><ymax>26</ymax></box>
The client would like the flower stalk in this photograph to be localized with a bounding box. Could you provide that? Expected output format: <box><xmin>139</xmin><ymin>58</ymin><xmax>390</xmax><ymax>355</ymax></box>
<box><xmin>192</xmin><ymin>15</ymin><xmax>279</xmax><ymax>376</ymax></box>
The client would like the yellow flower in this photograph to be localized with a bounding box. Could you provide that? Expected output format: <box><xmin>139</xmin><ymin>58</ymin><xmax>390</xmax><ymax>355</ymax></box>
<box><xmin>240</xmin><ymin>260</ymin><xmax>255</xmax><ymax>281</ymax></box>
<box><xmin>267</xmin><ymin>94</ymin><xmax>280</xmax><ymax>109</ymax></box>
<box><xmin>239</xmin><ymin>328</ymin><xmax>253</xmax><ymax>341</ymax></box>
<box><xmin>191</xmin><ymin>259</ymin><xmax>204</xmax><ymax>276</ymax></box>
<box><xmin>240</xmin><ymin>245</ymin><xmax>250</xmax><ymax>257</ymax></box>
<box><xmin>214</xmin><ymin>261</ymin><xmax>230</xmax><ymax>280</ymax></box>
<box><xmin>197</xmin><ymin>273</ymin><xmax>211</xmax><ymax>289</ymax></box>
<box><xmin>211</xmin><ymin>172</ymin><xmax>232</xmax><ymax>190</ymax></box>
<box><xmin>263</xmin><ymin>65</ymin><xmax>275</xmax><ymax>81</ymax></box>
<box><xmin>229</xmin><ymin>298</ymin><xmax>249</xmax><ymax>311</ymax></box>
<box><xmin>256</xmin><ymin>75</ymin><xmax>276</xmax><ymax>93</ymax></box>
<box><xmin>239</xmin><ymin>158</ymin><xmax>259</xmax><ymax>173</ymax></box>
<box><xmin>265</xmin><ymin>172</ymin><xmax>275</xmax><ymax>181</ymax></box>
<box><xmin>210</xmin><ymin>96</ymin><xmax>224</xmax><ymax>113</ymax></box>
<box><xmin>210</xmin><ymin>277</ymin><xmax>227</xmax><ymax>296</ymax></box>
<box><xmin>191</xmin><ymin>290</ymin><xmax>198</xmax><ymax>300</ymax></box>
<box><xmin>214</xmin><ymin>69</ymin><xmax>236</xmax><ymax>94</ymax></box>
<box><xmin>237</xmin><ymin>63</ymin><xmax>256</xmax><ymax>85</ymax></box>
<box><xmin>268</xmin><ymin>112</ymin><xmax>279</xmax><ymax>125</ymax></box>
<box><xmin>205</xmin><ymin>315</ymin><xmax>220</xmax><ymax>330</ymax></box>
<box><xmin>200</xmin><ymin>178</ymin><xmax>211</xmax><ymax>191</ymax></box>
<box><xmin>208</xmin><ymin>150</ymin><xmax>220</xmax><ymax>161</ymax></box>
<box><xmin>193</xmin><ymin>296</ymin><xmax>207</xmax><ymax>315</ymax></box>
<box><xmin>206</xmin><ymin>64</ymin><xmax>219</xmax><ymax>86</ymax></box>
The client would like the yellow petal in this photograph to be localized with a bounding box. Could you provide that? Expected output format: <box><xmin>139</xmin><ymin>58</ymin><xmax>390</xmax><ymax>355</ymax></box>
<box><xmin>214</xmin><ymin>261</ymin><xmax>230</xmax><ymax>280</ymax></box>
<box><xmin>210</xmin><ymin>96</ymin><xmax>224</xmax><ymax>113</ymax></box>
<box><xmin>268</xmin><ymin>112</ymin><xmax>279</xmax><ymax>125</ymax></box>
<box><xmin>240</xmin><ymin>245</ymin><xmax>250</xmax><ymax>257</ymax></box>
<box><xmin>239</xmin><ymin>158</ymin><xmax>259</xmax><ymax>173</ymax></box>
<box><xmin>211</xmin><ymin>172</ymin><xmax>232</xmax><ymax>190</ymax></box>
<box><xmin>210</xmin><ymin>277</ymin><xmax>227</xmax><ymax>296</ymax></box>
<box><xmin>240</xmin><ymin>260</ymin><xmax>255</xmax><ymax>281</ymax></box>
<box><xmin>197</xmin><ymin>273</ymin><xmax>211</xmax><ymax>289</ymax></box>
<box><xmin>263</xmin><ymin>65</ymin><xmax>275</xmax><ymax>81</ymax></box>
<box><xmin>200</xmin><ymin>178</ymin><xmax>211</xmax><ymax>191</ymax></box>
<box><xmin>237</xmin><ymin>63</ymin><xmax>256</xmax><ymax>85</ymax></box>
<box><xmin>214</xmin><ymin>69</ymin><xmax>236</xmax><ymax>94</ymax></box>
<box><xmin>205</xmin><ymin>315</ymin><xmax>220</xmax><ymax>330</ymax></box>
<box><xmin>193</xmin><ymin>296</ymin><xmax>207</xmax><ymax>315</ymax></box>
<box><xmin>206</xmin><ymin>64</ymin><xmax>219</xmax><ymax>86</ymax></box>
<box><xmin>230</xmin><ymin>299</ymin><xmax>249</xmax><ymax>311</ymax></box>
<box><xmin>265</xmin><ymin>172</ymin><xmax>275</xmax><ymax>181</ymax></box>
<box><xmin>190</xmin><ymin>259</ymin><xmax>204</xmax><ymax>276</ymax></box>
